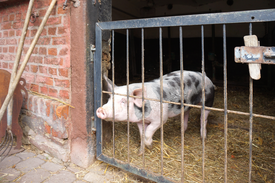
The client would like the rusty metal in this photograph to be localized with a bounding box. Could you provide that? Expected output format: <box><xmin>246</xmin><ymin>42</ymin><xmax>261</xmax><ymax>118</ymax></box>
<box><xmin>179</xmin><ymin>26</ymin><xmax>185</xmax><ymax>182</ymax></box>
<box><xmin>112</xmin><ymin>30</ymin><xmax>115</xmax><ymax>158</ymax></box>
<box><xmin>0</xmin><ymin>69</ymin><xmax>27</xmax><ymax>161</ymax></box>
<box><xmin>201</xmin><ymin>25</ymin><xmax>206</xmax><ymax>182</ymax></box>
<box><xmin>126</xmin><ymin>29</ymin><xmax>130</xmax><ymax>164</ymax></box>
<box><xmin>248</xmin><ymin>23</ymin><xmax>254</xmax><ymax>183</ymax></box>
<box><xmin>141</xmin><ymin>28</ymin><xmax>145</xmax><ymax>167</ymax></box>
<box><xmin>235</xmin><ymin>46</ymin><xmax>275</xmax><ymax>64</ymax></box>
<box><xmin>159</xmin><ymin>27</ymin><xmax>164</xmax><ymax>176</ymax></box>
<box><xmin>223</xmin><ymin>24</ymin><xmax>228</xmax><ymax>183</ymax></box>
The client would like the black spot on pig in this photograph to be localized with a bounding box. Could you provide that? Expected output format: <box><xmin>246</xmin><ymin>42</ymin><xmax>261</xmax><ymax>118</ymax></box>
<box><xmin>169</xmin><ymin>81</ymin><xmax>175</xmax><ymax>87</ymax></box>
<box><xmin>173</xmin><ymin>77</ymin><xmax>181</xmax><ymax>86</ymax></box>
<box><xmin>134</xmin><ymin>100</ymin><xmax>152</xmax><ymax>120</ymax></box>
<box><xmin>195</xmin><ymin>79</ymin><xmax>200</xmax><ymax>88</ymax></box>
<box><xmin>187</xmin><ymin>79</ymin><xmax>191</xmax><ymax>87</ymax></box>
<box><xmin>189</xmin><ymin>74</ymin><xmax>196</xmax><ymax>82</ymax></box>
<box><xmin>191</xmin><ymin>91</ymin><xmax>202</xmax><ymax>105</ymax></box>
<box><xmin>205</xmin><ymin>86</ymin><xmax>215</xmax><ymax>107</ymax></box>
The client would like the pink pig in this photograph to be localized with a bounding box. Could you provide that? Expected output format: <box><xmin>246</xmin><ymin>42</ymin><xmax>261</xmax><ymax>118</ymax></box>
<box><xmin>96</xmin><ymin>70</ymin><xmax>215</xmax><ymax>154</ymax></box>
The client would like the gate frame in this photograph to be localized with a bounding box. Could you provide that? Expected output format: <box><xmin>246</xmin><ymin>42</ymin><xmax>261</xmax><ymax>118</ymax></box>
<box><xmin>94</xmin><ymin>9</ymin><xmax>275</xmax><ymax>183</ymax></box>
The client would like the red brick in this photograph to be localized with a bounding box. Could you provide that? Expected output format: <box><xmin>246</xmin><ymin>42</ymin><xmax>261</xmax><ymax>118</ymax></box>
<box><xmin>39</xmin><ymin>66</ymin><xmax>47</xmax><ymax>74</ymax></box>
<box><xmin>9</xmin><ymin>30</ymin><xmax>15</xmax><ymax>37</ymax></box>
<box><xmin>57</xmin><ymin>27</ymin><xmax>68</xmax><ymax>35</ymax></box>
<box><xmin>16</xmin><ymin>30</ymin><xmax>22</xmax><ymax>36</ymax></box>
<box><xmin>49</xmin><ymin>88</ymin><xmax>58</xmax><ymax>97</ymax></box>
<box><xmin>48</xmin><ymin>48</ymin><xmax>57</xmax><ymax>56</ymax></box>
<box><xmin>0</xmin><ymin>32</ymin><xmax>2</xmax><ymax>38</ymax></box>
<box><xmin>9</xmin><ymin>46</ymin><xmax>15</xmax><ymax>53</ymax></box>
<box><xmin>40</xmin><ymin>86</ymin><xmax>48</xmax><ymax>95</ymax></box>
<box><xmin>0</xmin><ymin>47</ymin><xmax>2</xmax><ymax>52</ymax></box>
<box><xmin>46</xmin><ymin>100</ymin><xmax>51</xmax><ymax>117</ymax></box>
<box><xmin>49</xmin><ymin>67</ymin><xmax>57</xmax><ymax>75</ymax></box>
<box><xmin>52</xmin><ymin>37</ymin><xmax>66</xmax><ymax>45</ymax></box>
<box><xmin>39</xmin><ymin>47</ymin><xmax>47</xmax><ymax>55</ymax></box>
<box><xmin>31</xmin><ymin>65</ymin><xmax>38</xmax><ymax>73</ymax></box>
<box><xmin>59</xmin><ymin>47</ymin><xmax>68</xmax><ymax>56</ymax></box>
<box><xmin>23</xmin><ymin>73</ymin><xmax>35</xmax><ymax>83</ymax></box>
<box><xmin>54</xmin><ymin>79</ymin><xmax>70</xmax><ymax>88</ymax></box>
<box><xmin>58</xmin><ymin>68</ymin><xmax>69</xmax><ymax>77</ymax></box>
<box><xmin>44</xmin><ymin>57</ymin><xmax>62</xmax><ymax>65</ymax></box>
<box><xmin>59</xmin><ymin>90</ymin><xmax>69</xmax><ymax>99</ymax></box>
<box><xmin>16</xmin><ymin>13</ymin><xmax>21</xmax><ymax>20</ymax></box>
<box><xmin>2</xmin><ymin>62</ymin><xmax>8</xmax><ymax>68</ymax></box>
<box><xmin>48</xmin><ymin>27</ymin><xmax>56</xmax><ymax>35</ymax></box>
<box><xmin>6</xmin><ymin>38</ymin><xmax>17</xmax><ymax>45</ymax></box>
<box><xmin>28</xmin><ymin>95</ymin><xmax>33</xmax><ymax>111</ymax></box>
<box><xmin>46</xmin><ymin>17</ymin><xmax>61</xmax><ymax>25</ymax></box>
<box><xmin>57</xmin><ymin>7</ymin><xmax>66</xmax><ymax>14</ymax></box>
<box><xmin>30</xmin><ymin>29</ymin><xmax>37</xmax><ymax>37</ymax></box>
<box><xmin>51</xmin><ymin>102</ymin><xmax>59</xmax><ymax>121</ymax></box>
<box><xmin>3</xmin><ymin>31</ymin><xmax>8</xmax><ymax>38</ymax></box>
<box><xmin>29</xmin><ymin>56</ymin><xmax>43</xmax><ymax>63</ymax></box>
<box><xmin>9</xmin><ymin>63</ymin><xmax>13</xmax><ymax>69</ymax></box>
<box><xmin>30</xmin><ymin>84</ymin><xmax>39</xmax><ymax>92</ymax></box>
<box><xmin>9</xmin><ymin>14</ymin><xmax>15</xmax><ymax>21</ymax></box>
<box><xmin>3</xmin><ymin>15</ymin><xmax>8</xmax><ymax>22</ymax></box>
<box><xmin>46</xmin><ymin>77</ymin><xmax>53</xmax><ymax>85</ymax></box>
<box><xmin>52</xmin><ymin>128</ymin><xmax>58</xmax><ymax>137</ymax></box>
<box><xmin>12</xmin><ymin>22</ymin><xmax>22</xmax><ymax>29</ymax></box>
<box><xmin>33</xmin><ymin>47</ymin><xmax>39</xmax><ymax>54</ymax></box>
<box><xmin>45</xmin><ymin>122</ymin><xmax>51</xmax><ymax>134</ymax></box>
<box><xmin>0</xmin><ymin>40</ymin><xmax>5</xmax><ymax>45</ymax></box>
<box><xmin>37</xmin><ymin>37</ymin><xmax>50</xmax><ymax>45</ymax></box>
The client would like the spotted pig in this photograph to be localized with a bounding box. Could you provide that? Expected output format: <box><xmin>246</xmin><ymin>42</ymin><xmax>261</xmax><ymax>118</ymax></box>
<box><xmin>96</xmin><ymin>70</ymin><xmax>215</xmax><ymax>154</ymax></box>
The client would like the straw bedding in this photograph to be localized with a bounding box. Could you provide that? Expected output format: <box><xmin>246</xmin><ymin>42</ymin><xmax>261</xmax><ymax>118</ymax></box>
<box><xmin>102</xmin><ymin>86</ymin><xmax>275</xmax><ymax>182</ymax></box>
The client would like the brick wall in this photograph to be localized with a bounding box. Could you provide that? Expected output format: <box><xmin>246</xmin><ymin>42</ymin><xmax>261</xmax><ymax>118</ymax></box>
<box><xmin>0</xmin><ymin>0</ymin><xmax>70</xmax><ymax>101</ymax></box>
<box><xmin>0</xmin><ymin>0</ymin><xmax>72</xmax><ymax>162</ymax></box>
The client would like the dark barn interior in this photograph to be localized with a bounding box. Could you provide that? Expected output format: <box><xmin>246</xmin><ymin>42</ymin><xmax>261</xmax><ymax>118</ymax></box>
<box><xmin>111</xmin><ymin>0</ymin><xmax>275</xmax><ymax>88</ymax></box>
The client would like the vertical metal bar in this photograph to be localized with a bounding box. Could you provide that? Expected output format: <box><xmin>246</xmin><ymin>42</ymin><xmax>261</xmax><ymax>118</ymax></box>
<box><xmin>112</xmin><ymin>30</ymin><xmax>115</xmax><ymax>158</ymax></box>
<box><xmin>126</xmin><ymin>29</ymin><xmax>130</xmax><ymax>164</ymax></box>
<box><xmin>95</xmin><ymin>24</ymin><xmax>102</xmax><ymax>157</ymax></box>
<box><xmin>201</xmin><ymin>25</ymin><xmax>206</xmax><ymax>182</ymax></box>
<box><xmin>141</xmin><ymin>28</ymin><xmax>145</xmax><ymax>168</ymax></box>
<box><xmin>159</xmin><ymin>27</ymin><xmax>164</xmax><ymax>176</ymax></box>
<box><xmin>179</xmin><ymin>26</ymin><xmax>185</xmax><ymax>182</ymax></box>
<box><xmin>248</xmin><ymin>23</ymin><xmax>253</xmax><ymax>183</ymax></box>
<box><xmin>223</xmin><ymin>24</ymin><xmax>228</xmax><ymax>183</ymax></box>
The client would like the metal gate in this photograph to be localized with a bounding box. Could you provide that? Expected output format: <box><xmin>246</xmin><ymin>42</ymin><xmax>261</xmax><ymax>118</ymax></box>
<box><xmin>94</xmin><ymin>9</ymin><xmax>275</xmax><ymax>182</ymax></box>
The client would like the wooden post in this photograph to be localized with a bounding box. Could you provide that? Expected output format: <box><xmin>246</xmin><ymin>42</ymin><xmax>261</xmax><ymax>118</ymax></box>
<box><xmin>244</xmin><ymin>35</ymin><xmax>261</xmax><ymax>80</ymax></box>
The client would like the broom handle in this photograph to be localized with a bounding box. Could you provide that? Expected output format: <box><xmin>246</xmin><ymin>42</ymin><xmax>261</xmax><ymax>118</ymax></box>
<box><xmin>0</xmin><ymin>0</ymin><xmax>57</xmax><ymax>123</ymax></box>
<box><xmin>7</xmin><ymin>0</ymin><xmax>35</xmax><ymax>128</ymax></box>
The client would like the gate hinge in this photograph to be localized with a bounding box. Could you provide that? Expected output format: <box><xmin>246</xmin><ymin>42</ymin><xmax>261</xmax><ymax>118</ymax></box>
<box><xmin>91</xmin><ymin>116</ymin><xmax>96</xmax><ymax>132</ymax></box>
<box><xmin>235</xmin><ymin>46</ymin><xmax>275</xmax><ymax>64</ymax></box>
<box><xmin>63</xmin><ymin>0</ymin><xmax>80</xmax><ymax>10</ymax></box>
<box><xmin>90</xmin><ymin>45</ymin><xmax>96</xmax><ymax>62</ymax></box>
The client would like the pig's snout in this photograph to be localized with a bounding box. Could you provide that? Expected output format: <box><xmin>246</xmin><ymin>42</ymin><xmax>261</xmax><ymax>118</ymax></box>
<box><xmin>96</xmin><ymin>107</ymin><xmax>107</xmax><ymax>119</ymax></box>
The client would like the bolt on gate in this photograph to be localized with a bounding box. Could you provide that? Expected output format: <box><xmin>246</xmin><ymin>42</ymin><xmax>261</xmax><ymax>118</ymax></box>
<box><xmin>94</xmin><ymin>9</ymin><xmax>275</xmax><ymax>183</ymax></box>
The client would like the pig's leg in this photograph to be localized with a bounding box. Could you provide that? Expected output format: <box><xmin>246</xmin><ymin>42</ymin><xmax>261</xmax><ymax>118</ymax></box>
<box><xmin>137</xmin><ymin>122</ymin><xmax>149</xmax><ymax>155</ymax></box>
<box><xmin>144</xmin><ymin>122</ymin><xmax>161</xmax><ymax>149</ymax></box>
<box><xmin>200</xmin><ymin>109</ymin><xmax>211</xmax><ymax>139</ymax></box>
<box><xmin>183</xmin><ymin>110</ymin><xmax>190</xmax><ymax>132</ymax></box>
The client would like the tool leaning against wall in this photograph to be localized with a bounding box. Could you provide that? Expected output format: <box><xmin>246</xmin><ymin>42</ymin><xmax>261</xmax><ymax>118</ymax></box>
<box><xmin>0</xmin><ymin>0</ymin><xmax>57</xmax><ymax>162</ymax></box>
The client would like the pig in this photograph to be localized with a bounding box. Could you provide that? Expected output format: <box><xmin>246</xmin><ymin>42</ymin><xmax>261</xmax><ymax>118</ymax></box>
<box><xmin>96</xmin><ymin>70</ymin><xmax>215</xmax><ymax>154</ymax></box>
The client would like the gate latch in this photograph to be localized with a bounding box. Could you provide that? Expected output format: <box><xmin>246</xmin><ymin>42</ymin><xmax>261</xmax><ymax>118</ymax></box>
<box><xmin>235</xmin><ymin>46</ymin><xmax>275</xmax><ymax>64</ymax></box>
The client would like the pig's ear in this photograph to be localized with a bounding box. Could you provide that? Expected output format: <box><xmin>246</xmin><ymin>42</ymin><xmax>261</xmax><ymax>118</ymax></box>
<box><xmin>132</xmin><ymin>87</ymin><xmax>146</xmax><ymax>108</ymax></box>
<box><xmin>103</xmin><ymin>74</ymin><xmax>117</xmax><ymax>92</ymax></box>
